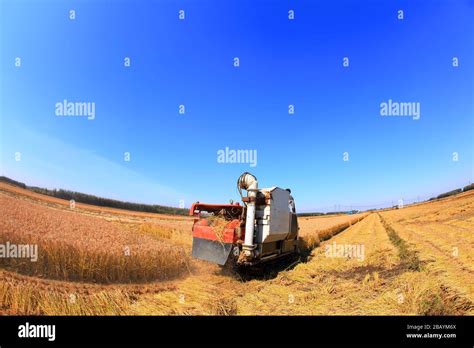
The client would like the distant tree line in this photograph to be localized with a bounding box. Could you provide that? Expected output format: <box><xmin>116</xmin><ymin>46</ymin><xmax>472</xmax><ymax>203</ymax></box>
<box><xmin>0</xmin><ymin>176</ymin><xmax>27</xmax><ymax>189</ymax></box>
<box><xmin>0</xmin><ymin>176</ymin><xmax>188</xmax><ymax>216</ymax></box>
<box><xmin>2</xmin><ymin>175</ymin><xmax>472</xmax><ymax>216</ymax></box>
<box><xmin>298</xmin><ymin>210</ymin><xmax>359</xmax><ymax>217</ymax></box>
<box><xmin>463</xmin><ymin>183</ymin><xmax>474</xmax><ymax>192</ymax></box>
<box><xmin>436</xmin><ymin>189</ymin><xmax>463</xmax><ymax>200</ymax></box>
<box><xmin>297</xmin><ymin>212</ymin><xmax>325</xmax><ymax>217</ymax></box>
<box><xmin>429</xmin><ymin>183</ymin><xmax>474</xmax><ymax>201</ymax></box>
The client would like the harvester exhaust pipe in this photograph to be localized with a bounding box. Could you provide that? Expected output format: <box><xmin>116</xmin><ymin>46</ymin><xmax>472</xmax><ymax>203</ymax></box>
<box><xmin>237</xmin><ymin>172</ymin><xmax>258</xmax><ymax>257</ymax></box>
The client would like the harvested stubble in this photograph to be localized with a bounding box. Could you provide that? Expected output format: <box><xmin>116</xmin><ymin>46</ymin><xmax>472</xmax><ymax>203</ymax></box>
<box><xmin>379</xmin><ymin>191</ymin><xmax>474</xmax><ymax>313</ymax></box>
<box><xmin>0</xmin><ymin>193</ymin><xmax>190</xmax><ymax>283</ymax></box>
<box><xmin>0</xmin><ymin>269</ymin><xmax>176</xmax><ymax>315</ymax></box>
<box><xmin>237</xmin><ymin>213</ymin><xmax>469</xmax><ymax>315</ymax></box>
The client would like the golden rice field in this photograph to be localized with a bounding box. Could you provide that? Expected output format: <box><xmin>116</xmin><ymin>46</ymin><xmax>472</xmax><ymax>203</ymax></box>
<box><xmin>298</xmin><ymin>213</ymin><xmax>368</xmax><ymax>250</ymax></box>
<box><xmin>0</xmin><ymin>182</ymin><xmax>473</xmax><ymax>315</ymax></box>
<box><xmin>0</xmin><ymin>189</ymin><xmax>190</xmax><ymax>283</ymax></box>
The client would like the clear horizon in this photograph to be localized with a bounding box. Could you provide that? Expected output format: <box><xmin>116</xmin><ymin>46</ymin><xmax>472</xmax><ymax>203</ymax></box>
<box><xmin>0</xmin><ymin>174</ymin><xmax>472</xmax><ymax>213</ymax></box>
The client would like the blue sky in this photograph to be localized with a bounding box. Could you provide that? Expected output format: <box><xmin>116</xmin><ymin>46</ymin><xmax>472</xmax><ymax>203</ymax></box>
<box><xmin>1</xmin><ymin>0</ymin><xmax>473</xmax><ymax>212</ymax></box>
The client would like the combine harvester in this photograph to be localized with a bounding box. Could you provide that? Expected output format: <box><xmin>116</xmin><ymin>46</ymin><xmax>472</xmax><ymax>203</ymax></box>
<box><xmin>190</xmin><ymin>172</ymin><xmax>299</xmax><ymax>267</ymax></box>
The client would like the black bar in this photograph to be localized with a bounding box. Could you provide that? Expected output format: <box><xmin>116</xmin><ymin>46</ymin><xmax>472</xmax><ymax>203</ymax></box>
<box><xmin>0</xmin><ymin>316</ymin><xmax>472</xmax><ymax>346</ymax></box>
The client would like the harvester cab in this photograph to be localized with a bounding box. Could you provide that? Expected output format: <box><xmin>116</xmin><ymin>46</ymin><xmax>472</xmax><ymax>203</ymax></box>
<box><xmin>190</xmin><ymin>172</ymin><xmax>299</xmax><ymax>267</ymax></box>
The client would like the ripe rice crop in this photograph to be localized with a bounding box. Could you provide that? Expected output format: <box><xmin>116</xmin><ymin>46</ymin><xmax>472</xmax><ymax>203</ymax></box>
<box><xmin>138</xmin><ymin>223</ymin><xmax>192</xmax><ymax>247</ymax></box>
<box><xmin>0</xmin><ymin>193</ymin><xmax>190</xmax><ymax>283</ymax></box>
<box><xmin>298</xmin><ymin>214</ymin><xmax>368</xmax><ymax>252</ymax></box>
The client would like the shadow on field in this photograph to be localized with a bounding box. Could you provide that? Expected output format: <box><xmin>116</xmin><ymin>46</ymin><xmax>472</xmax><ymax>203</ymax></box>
<box><xmin>218</xmin><ymin>252</ymin><xmax>309</xmax><ymax>282</ymax></box>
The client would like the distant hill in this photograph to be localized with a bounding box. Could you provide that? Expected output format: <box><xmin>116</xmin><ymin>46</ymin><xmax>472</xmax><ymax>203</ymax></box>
<box><xmin>0</xmin><ymin>176</ymin><xmax>188</xmax><ymax>216</ymax></box>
